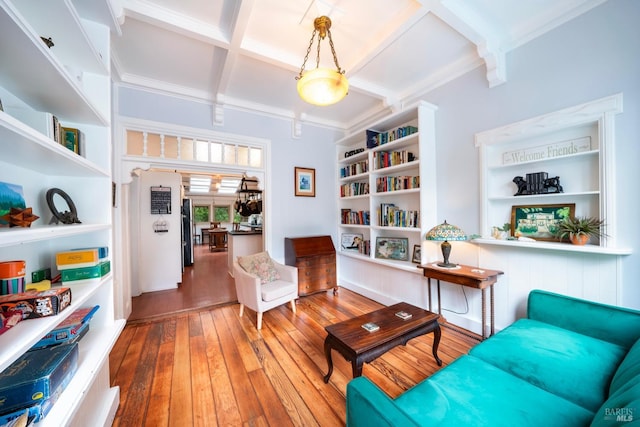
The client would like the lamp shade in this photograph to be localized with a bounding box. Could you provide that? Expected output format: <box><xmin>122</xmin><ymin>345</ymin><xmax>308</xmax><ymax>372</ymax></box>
<box><xmin>297</xmin><ymin>68</ymin><xmax>349</xmax><ymax>106</ymax></box>
<box><xmin>425</xmin><ymin>221</ymin><xmax>467</xmax><ymax>242</ymax></box>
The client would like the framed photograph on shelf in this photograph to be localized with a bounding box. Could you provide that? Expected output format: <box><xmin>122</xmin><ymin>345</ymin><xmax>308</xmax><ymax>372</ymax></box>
<box><xmin>294</xmin><ymin>167</ymin><xmax>315</xmax><ymax>197</ymax></box>
<box><xmin>511</xmin><ymin>203</ymin><xmax>575</xmax><ymax>241</ymax></box>
<box><xmin>341</xmin><ymin>233</ymin><xmax>363</xmax><ymax>252</ymax></box>
<box><xmin>411</xmin><ymin>244</ymin><xmax>422</xmax><ymax>263</ymax></box>
<box><xmin>375</xmin><ymin>237</ymin><xmax>409</xmax><ymax>261</ymax></box>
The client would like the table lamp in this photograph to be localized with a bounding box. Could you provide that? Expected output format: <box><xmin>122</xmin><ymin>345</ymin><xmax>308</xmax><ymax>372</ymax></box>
<box><xmin>425</xmin><ymin>220</ymin><xmax>467</xmax><ymax>268</ymax></box>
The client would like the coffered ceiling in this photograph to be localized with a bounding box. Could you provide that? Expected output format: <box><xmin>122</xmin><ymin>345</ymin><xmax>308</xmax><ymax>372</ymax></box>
<box><xmin>110</xmin><ymin>0</ymin><xmax>607</xmax><ymax>132</ymax></box>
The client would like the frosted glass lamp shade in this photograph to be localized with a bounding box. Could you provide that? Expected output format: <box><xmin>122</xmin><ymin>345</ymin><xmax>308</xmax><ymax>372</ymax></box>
<box><xmin>297</xmin><ymin>68</ymin><xmax>349</xmax><ymax>106</ymax></box>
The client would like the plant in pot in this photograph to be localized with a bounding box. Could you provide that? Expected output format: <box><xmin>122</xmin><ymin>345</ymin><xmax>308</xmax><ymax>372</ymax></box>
<box><xmin>555</xmin><ymin>216</ymin><xmax>607</xmax><ymax>245</ymax></box>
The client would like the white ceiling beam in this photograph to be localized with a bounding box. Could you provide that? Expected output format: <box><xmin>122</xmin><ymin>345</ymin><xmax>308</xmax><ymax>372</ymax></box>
<box><xmin>122</xmin><ymin>0</ymin><xmax>229</xmax><ymax>46</ymax></box>
<box><xmin>423</xmin><ymin>0</ymin><xmax>507</xmax><ymax>87</ymax></box>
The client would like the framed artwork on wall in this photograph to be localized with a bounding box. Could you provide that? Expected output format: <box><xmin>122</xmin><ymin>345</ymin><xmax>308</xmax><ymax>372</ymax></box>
<box><xmin>511</xmin><ymin>203</ymin><xmax>575</xmax><ymax>241</ymax></box>
<box><xmin>294</xmin><ymin>167</ymin><xmax>315</xmax><ymax>197</ymax></box>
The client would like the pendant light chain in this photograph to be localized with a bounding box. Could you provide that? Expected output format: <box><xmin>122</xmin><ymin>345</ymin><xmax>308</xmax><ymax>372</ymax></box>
<box><xmin>297</xmin><ymin>29</ymin><xmax>317</xmax><ymax>80</ymax></box>
<box><xmin>327</xmin><ymin>29</ymin><xmax>344</xmax><ymax>74</ymax></box>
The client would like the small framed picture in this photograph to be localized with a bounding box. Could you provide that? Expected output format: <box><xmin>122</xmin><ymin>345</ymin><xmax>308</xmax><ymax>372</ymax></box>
<box><xmin>294</xmin><ymin>167</ymin><xmax>315</xmax><ymax>197</ymax></box>
<box><xmin>341</xmin><ymin>233</ymin><xmax>363</xmax><ymax>252</ymax></box>
<box><xmin>375</xmin><ymin>237</ymin><xmax>409</xmax><ymax>261</ymax></box>
<box><xmin>511</xmin><ymin>203</ymin><xmax>575</xmax><ymax>241</ymax></box>
<box><xmin>411</xmin><ymin>244</ymin><xmax>422</xmax><ymax>263</ymax></box>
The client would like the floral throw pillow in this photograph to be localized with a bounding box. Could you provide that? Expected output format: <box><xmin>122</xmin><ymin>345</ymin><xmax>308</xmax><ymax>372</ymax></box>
<box><xmin>237</xmin><ymin>251</ymin><xmax>281</xmax><ymax>284</ymax></box>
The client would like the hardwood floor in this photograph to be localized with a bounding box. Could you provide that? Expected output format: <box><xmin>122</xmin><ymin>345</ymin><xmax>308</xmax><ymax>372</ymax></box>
<box><xmin>110</xmin><ymin>287</ymin><xmax>479</xmax><ymax>426</ymax></box>
<box><xmin>128</xmin><ymin>244</ymin><xmax>237</xmax><ymax>322</ymax></box>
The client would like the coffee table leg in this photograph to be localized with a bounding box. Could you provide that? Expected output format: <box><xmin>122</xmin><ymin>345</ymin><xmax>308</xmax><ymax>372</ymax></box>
<box><xmin>352</xmin><ymin>358</ymin><xmax>364</xmax><ymax>378</ymax></box>
<box><xmin>323</xmin><ymin>337</ymin><xmax>334</xmax><ymax>383</ymax></box>
<box><xmin>432</xmin><ymin>324</ymin><xmax>443</xmax><ymax>366</ymax></box>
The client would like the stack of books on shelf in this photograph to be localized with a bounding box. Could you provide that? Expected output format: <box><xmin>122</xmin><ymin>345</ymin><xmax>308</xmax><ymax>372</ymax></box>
<box><xmin>373</xmin><ymin>150</ymin><xmax>416</xmax><ymax>169</ymax></box>
<box><xmin>340</xmin><ymin>161</ymin><xmax>369</xmax><ymax>178</ymax></box>
<box><xmin>376</xmin><ymin>175</ymin><xmax>420</xmax><ymax>193</ymax></box>
<box><xmin>358</xmin><ymin>239</ymin><xmax>371</xmax><ymax>255</ymax></box>
<box><xmin>340</xmin><ymin>182</ymin><xmax>370</xmax><ymax>197</ymax></box>
<box><xmin>56</xmin><ymin>247</ymin><xmax>110</xmax><ymax>285</ymax></box>
<box><xmin>341</xmin><ymin>209</ymin><xmax>371</xmax><ymax>225</ymax></box>
<box><xmin>525</xmin><ymin>171</ymin><xmax>549</xmax><ymax>194</ymax></box>
<box><xmin>366</xmin><ymin>125</ymin><xmax>418</xmax><ymax>148</ymax></box>
<box><xmin>378</xmin><ymin>203</ymin><xmax>420</xmax><ymax>228</ymax></box>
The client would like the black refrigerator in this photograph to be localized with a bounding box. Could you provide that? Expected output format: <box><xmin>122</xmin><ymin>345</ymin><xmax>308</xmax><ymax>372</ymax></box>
<box><xmin>182</xmin><ymin>199</ymin><xmax>194</xmax><ymax>267</ymax></box>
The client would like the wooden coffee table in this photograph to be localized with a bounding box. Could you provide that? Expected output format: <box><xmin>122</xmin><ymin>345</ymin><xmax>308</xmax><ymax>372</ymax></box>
<box><xmin>323</xmin><ymin>302</ymin><xmax>442</xmax><ymax>383</ymax></box>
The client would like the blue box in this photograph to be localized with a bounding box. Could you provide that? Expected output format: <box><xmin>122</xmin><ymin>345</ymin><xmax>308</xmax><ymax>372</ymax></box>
<box><xmin>31</xmin><ymin>306</ymin><xmax>98</xmax><ymax>350</ymax></box>
<box><xmin>0</xmin><ymin>343</ymin><xmax>78</xmax><ymax>414</ymax></box>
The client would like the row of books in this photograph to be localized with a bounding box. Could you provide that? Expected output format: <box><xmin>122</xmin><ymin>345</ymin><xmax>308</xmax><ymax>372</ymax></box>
<box><xmin>340</xmin><ymin>182</ymin><xmax>370</xmax><ymax>197</ymax></box>
<box><xmin>373</xmin><ymin>150</ymin><xmax>416</xmax><ymax>169</ymax></box>
<box><xmin>525</xmin><ymin>171</ymin><xmax>549</xmax><ymax>194</ymax></box>
<box><xmin>56</xmin><ymin>247</ymin><xmax>110</xmax><ymax>285</ymax></box>
<box><xmin>366</xmin><ymin>125</ymin><xmax>419</xmax><ymax>148</ymax></box>
<box><xmin>4</xmin><ymin>107</ymin><xmax>85</xmax><ymax>157</ymax></box>
<box><xmin>376</xmin><ymin>175</ymin><xmax>420</xmax><ymax>193</ymax></box>
<box><xmin>0</xmin><ymin>306</ymin><xmax>98</xmax><ymax>425</ymax></box>
<box><xmin>378</xmin><ymin>203</ymin><xmax>420</xmax><ymax>228</ymax></box>
<box><xmin>341</xmin><ymin>209</ymin><xmax>371</xmax><ymax>225</ymax></box>
<box><xmin>340</xmin><ymin>160</ymin><xmax>369</xmax><ymax>178</ymax></box>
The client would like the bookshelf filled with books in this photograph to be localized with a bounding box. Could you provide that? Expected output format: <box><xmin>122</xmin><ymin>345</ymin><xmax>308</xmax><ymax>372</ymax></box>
<box><xmin>336</xmin><ymin>101</ymin><xmax>438</xmax><ymax>271</ymax></box>
<box><xmin>0</xmin><ymin>1</ymin><xmax>124</xmax><ymax>426</ymax></box>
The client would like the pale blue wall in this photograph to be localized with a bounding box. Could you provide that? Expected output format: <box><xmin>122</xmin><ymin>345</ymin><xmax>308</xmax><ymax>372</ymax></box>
<box><xmin>117</xmin><ymin>0</ymin><xmax>639</xmax><ymax>307</ymax></box>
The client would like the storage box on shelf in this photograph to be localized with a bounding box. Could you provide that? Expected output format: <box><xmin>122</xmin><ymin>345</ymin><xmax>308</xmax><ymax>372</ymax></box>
<box><xmin>0</xmin><ymin>1</ymin><xmax>123</xmax><ymax>426</ymax></box>
<box><xmin>336</xmin><ymin>101</ymin><xmax>438</xmax><ymax>273</ymax></box>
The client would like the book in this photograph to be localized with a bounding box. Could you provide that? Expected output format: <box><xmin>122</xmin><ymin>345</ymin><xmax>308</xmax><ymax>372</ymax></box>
<box><xmin>395</xmin><ymin>311</ymin><xmax>412</xmax><ymax>320</ymax></box>
<box><xmin>361</xmin><ymin>322</ymin><xmax>380</xmax><ymax>332</ymax></box>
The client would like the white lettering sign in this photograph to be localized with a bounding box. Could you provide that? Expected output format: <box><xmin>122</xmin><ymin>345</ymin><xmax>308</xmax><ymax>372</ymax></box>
<box><xmin>502</xmin><ymin>137</ymin><xmax>591</xmax><ymax>165</ymax></box>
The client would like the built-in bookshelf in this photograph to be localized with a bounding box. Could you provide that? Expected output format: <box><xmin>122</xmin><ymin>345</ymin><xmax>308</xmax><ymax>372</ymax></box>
<box><xmin>336</xmin><ymin>101</ymin><xmax>438</xmax><ymax>269</ymax></box>
<box><xmin>474</xmin><ymin>93</ymin><xmax>630</xmax><ymax>255</ymax></box>
<box><xmin>0</xmin><ymin>1</ymin><xmax>124</xmax><ymax>425</ymax></box>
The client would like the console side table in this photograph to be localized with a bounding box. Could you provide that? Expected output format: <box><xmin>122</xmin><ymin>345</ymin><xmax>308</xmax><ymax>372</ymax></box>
<box><xmin>418</xmin><ymin>263</ymin><xmax>503</xmax><ymax>339</ymax></box>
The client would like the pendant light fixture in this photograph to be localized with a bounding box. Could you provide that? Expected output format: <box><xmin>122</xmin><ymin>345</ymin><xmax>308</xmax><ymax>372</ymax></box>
<box><xmin>296</xmin><ymin>16</ymin><xmax>348</xmax><ymax>106</ymax></box>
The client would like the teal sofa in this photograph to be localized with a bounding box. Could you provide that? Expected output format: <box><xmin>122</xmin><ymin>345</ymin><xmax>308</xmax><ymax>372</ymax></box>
<box><xmin>346</xmin><ymin>290</ymin><xmax>640</xmax><ymax>426</ymax></box>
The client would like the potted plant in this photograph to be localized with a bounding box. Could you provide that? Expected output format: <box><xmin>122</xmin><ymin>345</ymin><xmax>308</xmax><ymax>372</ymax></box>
<box><xmin>555</xmin><ymin>216</ymin><xmax>607</xmax><ymax>245</ymax></box>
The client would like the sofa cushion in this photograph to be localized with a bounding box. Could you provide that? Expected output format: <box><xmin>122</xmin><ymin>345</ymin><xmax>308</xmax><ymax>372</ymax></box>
<box><xmin>237</xmin><ymin>251</ymin><xmax>280</xmax><ymax>284</ymax></box>
<box><xmin>394</xmin><ymin>355</ymin><xmax>594</xmax><ymax>427</ymax></box>
<box><xmin>469</xmin><ymin>318</ymin><xmax>627</xmax><ymax>412</ymax></box>
<box><xmin>261</xmin><ymin>280</ymin><xmax>295</xmax><ymax>302</ymax></box>
<box><xmin>609</xmin><ymin>338</ymin><xmax>640</xmax><ymax>396</ymax></box>
<box><xmin>590</xmin><ymin>381</ymin><xmax>640</xmax><ymax>426</ymax></box>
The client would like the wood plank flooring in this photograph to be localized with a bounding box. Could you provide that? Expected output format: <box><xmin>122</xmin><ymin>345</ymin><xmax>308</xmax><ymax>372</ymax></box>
<box><xmin>110</xmin><ymin>288</ymin><xmax>479</xmax><ymax>426</ymax></box>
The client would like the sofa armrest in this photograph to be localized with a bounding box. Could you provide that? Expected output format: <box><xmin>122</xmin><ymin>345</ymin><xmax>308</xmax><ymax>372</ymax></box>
<box><xmin>528</xmin><ymin>290</ymin><xmax>640</xmax><ymax>348</ymax></box>
<box><xmin>346</xmin><ymin>377</ymin><xmax>419</xmax><ymax>427</ymax></box>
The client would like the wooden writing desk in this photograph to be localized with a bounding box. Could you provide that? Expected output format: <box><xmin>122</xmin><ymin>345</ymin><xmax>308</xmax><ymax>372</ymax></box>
<box><xmin>418</xmin><ymin>263</ymin><xmax>503</xmax><ymax>339</ymax></box>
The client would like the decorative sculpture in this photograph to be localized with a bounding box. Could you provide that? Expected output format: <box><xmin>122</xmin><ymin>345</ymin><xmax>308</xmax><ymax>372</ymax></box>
<box><xmin>543</xmin><ymin>176</ymin><xmax>563</xmax><ymax>193</ymax></box>
<box><xmin>0</xmin><ymin>207</ymin><xmax>39</xmax><ymax>227</ymax></box>
<box><xmin>46</xmin><ymin>188</ymin><xmax>81</xmax><ymax>225</ymax></box>
<box><xmin>513</xmin><ymin>176</ymin><xmax>528</xmax><ymax>196</ymax></box>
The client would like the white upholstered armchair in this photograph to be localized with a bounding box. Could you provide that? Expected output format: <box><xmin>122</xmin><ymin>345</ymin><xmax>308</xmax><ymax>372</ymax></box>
<box><xmin>233</xmin><ymin>252</ymin><xmax>298</xmax><ymax>330</ymax></box>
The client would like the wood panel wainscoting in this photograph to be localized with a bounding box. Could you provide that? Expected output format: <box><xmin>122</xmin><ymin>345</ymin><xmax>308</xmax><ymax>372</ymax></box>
<box><xmin>110</xmin><ymin>288</ymin><xmax>478</xmax><ymax>426</ymax></box>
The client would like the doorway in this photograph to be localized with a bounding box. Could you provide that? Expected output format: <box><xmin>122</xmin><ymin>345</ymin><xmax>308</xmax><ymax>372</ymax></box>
<box><xmin>128</xmin><ymin>244</ymin><xmax>236</xmax><ymax>322</ymax></box>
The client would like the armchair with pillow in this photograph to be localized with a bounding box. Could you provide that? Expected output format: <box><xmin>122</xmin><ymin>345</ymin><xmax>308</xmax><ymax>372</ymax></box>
<box><xmin>233</xmin><ymin>251</ymin><xmax>298</xmax><ymax>329</ymax></box>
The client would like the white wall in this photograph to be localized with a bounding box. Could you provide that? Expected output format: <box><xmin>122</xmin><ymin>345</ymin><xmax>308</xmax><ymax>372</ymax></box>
<box><xmin>130</xmin><ymin>170</ymin><xmax>183</xmax><ymax>293</ymax></box>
